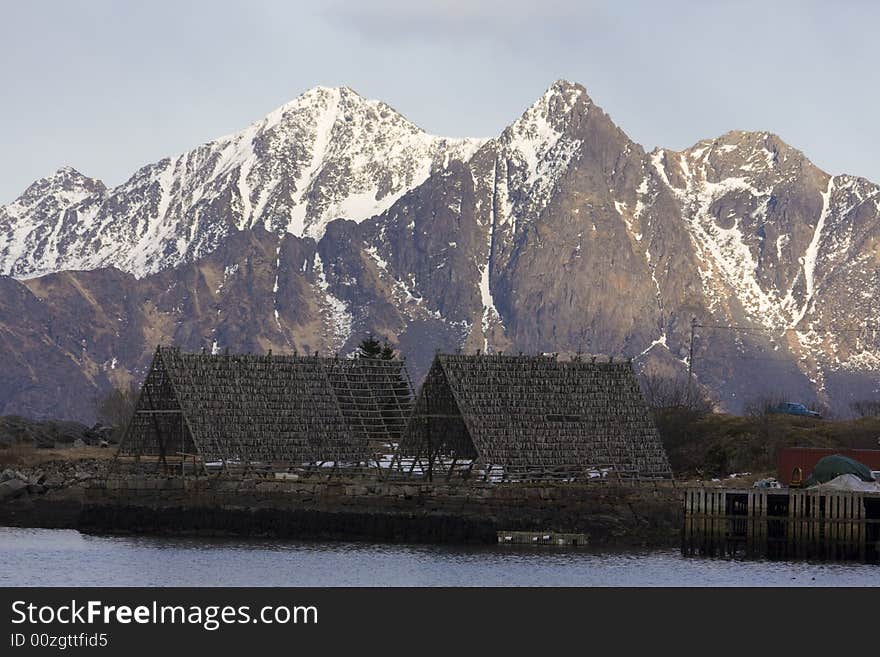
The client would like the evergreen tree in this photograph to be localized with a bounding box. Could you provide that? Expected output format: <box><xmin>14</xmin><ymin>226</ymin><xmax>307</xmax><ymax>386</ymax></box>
<box><xmin>380</xmin><ymin>340</ymin><xmax>396</xmax><ymax>360</ymax></box>
<box><xmin>356</xmin><ymin>334</ymin><xmax>408</xmax><ymax>440</ymax></box>
<box><xmin>357</xmin><ymin>334</ymin><xmax>383</xmax><ymax>359</ymax></box>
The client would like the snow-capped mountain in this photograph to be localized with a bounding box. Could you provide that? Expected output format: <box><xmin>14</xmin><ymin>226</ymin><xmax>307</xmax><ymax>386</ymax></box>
<box><xmin>0</xmin><ymin>86</ymin><xmax>483</xmax><ymax>278</ymax></box>
<box><xmin>1</xmin><ymin>80</ymin><xmax>878</xmax><ymax>423</ymax></box>
<box><xmin>648</xmin><ymin>131</ymin><xmax>880</xmax><ymax>391</ymax></box>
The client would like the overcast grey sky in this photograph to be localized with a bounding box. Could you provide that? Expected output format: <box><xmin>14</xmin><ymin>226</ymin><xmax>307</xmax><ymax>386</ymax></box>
<box><xmin>2</xmin><ymin>1</ymin><xmax>878</xmax><ymax>202</ymax></box>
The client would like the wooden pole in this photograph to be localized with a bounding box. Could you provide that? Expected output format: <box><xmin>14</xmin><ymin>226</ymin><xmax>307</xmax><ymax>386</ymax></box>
<box><xmin>687</xmin><ymin>317</ymin><xmax>697</xmax><ymax>405</ymax></box>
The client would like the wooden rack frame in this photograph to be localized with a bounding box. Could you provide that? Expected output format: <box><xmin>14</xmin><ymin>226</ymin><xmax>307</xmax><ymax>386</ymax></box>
<box><xmin>117</xmin><ymin>347</ymin><xmax>414</xmax><ymax>473</ymax></box>
<box><xmin>394</xmin><ymin>353</ymin><xmax>672</xmax><ymax>482</ymax></box>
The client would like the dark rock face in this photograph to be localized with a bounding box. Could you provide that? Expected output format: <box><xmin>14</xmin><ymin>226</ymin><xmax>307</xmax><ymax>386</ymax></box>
<box><xmin>1</xmin><ymin>81</ymin><xmax>878</xmax><ymax>421</ymax></box>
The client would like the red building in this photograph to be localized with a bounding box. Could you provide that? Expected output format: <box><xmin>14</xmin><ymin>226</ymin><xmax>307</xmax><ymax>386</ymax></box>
<box><xmin>777</xmin><ymin>447</ymin><xmax>880</xmax><ymax>485</ymax></box>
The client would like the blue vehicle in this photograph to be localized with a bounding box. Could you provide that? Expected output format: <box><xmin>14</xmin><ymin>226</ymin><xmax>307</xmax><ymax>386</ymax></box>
<box><xmin>771</xmin><ymin>402</ymin><xmax>822</xmax><ymax>419</ymax></box>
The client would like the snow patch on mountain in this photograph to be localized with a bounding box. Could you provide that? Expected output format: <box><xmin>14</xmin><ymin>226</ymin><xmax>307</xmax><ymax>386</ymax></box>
<box><xmin>655</xmin><ymin>149</ymin><xmax>777</xmax><ymax>324</ymax></box>
<box><xmin>654</xmin><ymin>140</ymin><xmax>830</xmax><ymax>330</ymax></box>
<box><xmin>312</xmin><ymin>251</ymin><xmax>353</xmax><ymax>349</ymax></box>
<box><xmin>792</xmin><ymin>176</ymin><xmax>834</xmax><ymax>327</ymax></box>
<box><xmin>1</xmin><ymin>86</ymin><xmax>485</xmax><ymax>279</ymax></box>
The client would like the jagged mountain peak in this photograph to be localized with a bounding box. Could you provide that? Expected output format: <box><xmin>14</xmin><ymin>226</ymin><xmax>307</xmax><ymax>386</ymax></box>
<box><xmin>506</xmin><ymin>80</ymin><xmax>591</xmax><ymax>138</ymax></box>
<box><xmin>11</xmin><ymin>166</ymin><xmax>105</xmax><ymax>209</ymax></box>
<box><xmin>50</xmin><ymin>165</ymin><xmax>89</xmax><ymax>179</ymax></box>
<box><xmin>496</xmin><ymin>80</ymin><xmax>594</xmax><ymax>178</ymax></box>
<box><xmin>485</xmin><ymin>80</ymin><xmax>638</xmax><ymax>233</ymax></box>
<box><xmin>258</xmin><ymin>85</ymin><xmax>403</xmax><ymax>129</ymax></box>
<box><xmin>243</xmin><ymin>84</ymin><xmax>472</xmax><ymax>149</ymax></box>
<box><xmin>213</xmin><ymin>84</ymin><xmax>419</xmax><ymax>156</ymax></box>
<box><xmin>26</xmin><ymin>165</ymin><xmax>101</xmax><ymax>190</ymax></box>
<box><xmin>289</xmin><ymin>84</ymin><xmax>364</xmax><ymax>102</ymax></box>
<box><xmin>676</xmin><ymin>130</ymin><xmax>821</xmax><ymax>180</ymax></box>
<box><xmin>544</xmin><ymin>79</ymin><xmax>591</xmax><ymax>103</ymax></box>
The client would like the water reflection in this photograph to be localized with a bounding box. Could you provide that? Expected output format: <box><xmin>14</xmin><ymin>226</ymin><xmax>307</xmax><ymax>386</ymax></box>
<box><xmin>1</xmin><ymin>527</ymin><xmax>878</xmax><ymax>587</ymax></box>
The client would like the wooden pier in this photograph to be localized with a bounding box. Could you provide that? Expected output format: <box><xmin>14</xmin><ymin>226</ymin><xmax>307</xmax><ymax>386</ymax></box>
<box><xmin>497</xmin><ymin>531</ymin><xmax>589</xmax><ymax>547</ymax></box>
<box><xmin>683</xmin><ymin>488</ymin><xmax>880</xmax><ymax>562</ymax></box>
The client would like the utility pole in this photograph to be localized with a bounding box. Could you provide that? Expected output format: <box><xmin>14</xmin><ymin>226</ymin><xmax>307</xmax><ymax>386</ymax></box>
<box><xmin>687</xmin><ymin>317</ymin><xmax>697</xmax><ymax>406</ymax></box>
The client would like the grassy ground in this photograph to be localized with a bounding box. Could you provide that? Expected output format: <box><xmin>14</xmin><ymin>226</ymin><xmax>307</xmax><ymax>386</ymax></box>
<box><xmin>657</xmin><ymin>410</ymin><xmax>880</xmax><ymax>478</ymax></box>
<box><xmin>0</xmin><ymin>444</ymin><xmax>114</xmax><ymax>468</ymax></box>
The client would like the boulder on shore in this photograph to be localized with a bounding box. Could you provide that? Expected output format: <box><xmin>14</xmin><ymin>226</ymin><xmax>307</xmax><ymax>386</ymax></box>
<box><xmin>0</xmin><ymin>478</ymin><xmax>28</xmax><ymax>501</ymax></box>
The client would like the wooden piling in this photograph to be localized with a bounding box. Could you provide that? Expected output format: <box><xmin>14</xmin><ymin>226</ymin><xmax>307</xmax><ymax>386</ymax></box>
<box><xmin>683</xmin><ymin>487</ymin><xmax>879</xmax><ymax>563</ymax></box>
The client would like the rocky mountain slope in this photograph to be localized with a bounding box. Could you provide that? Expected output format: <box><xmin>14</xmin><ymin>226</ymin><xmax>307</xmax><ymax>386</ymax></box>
<box><xmin>1</xmin><ymin>81</ymin><xmax>878</xmax><ymax>422</ymax></box>
<box><xmin>0</xmin><ymin>86</ymin><xmax>483</xmax><ymax>278</ymax></box>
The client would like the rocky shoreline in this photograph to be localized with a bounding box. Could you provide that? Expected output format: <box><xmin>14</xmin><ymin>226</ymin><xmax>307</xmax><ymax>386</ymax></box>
<box><xmin>0</xmin><ymin>458</ymin><xmax>110</xmax><ymax>501</ymax></box>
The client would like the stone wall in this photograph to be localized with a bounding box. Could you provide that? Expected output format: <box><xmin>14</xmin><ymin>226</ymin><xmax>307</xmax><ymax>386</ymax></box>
<box><xmin>3</xmin><ymin>475</ymin><xmax>683</xmax><ymax>547</ymax></box>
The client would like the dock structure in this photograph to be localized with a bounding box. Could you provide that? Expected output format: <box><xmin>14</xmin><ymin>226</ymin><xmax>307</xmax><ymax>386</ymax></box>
<box><xmin>683</xmin><ymin>488</ymin><xmax>880</xmax><ymax>563</ymax></box>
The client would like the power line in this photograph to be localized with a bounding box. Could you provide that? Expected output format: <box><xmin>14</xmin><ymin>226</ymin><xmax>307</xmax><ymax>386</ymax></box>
<box><xmin>721</xmin><ymin>355</ymin><xmax>805</xmax><ymax>364</ymax></box>
<box><xmin>696</xmin><ymin>323</ymin><xmax>879</xmax><ymax>334</ymax></box>
<box><xmin>685</xmin><ymin>319</ymin><xmax>880</xmax><ymax>391</ymax></box>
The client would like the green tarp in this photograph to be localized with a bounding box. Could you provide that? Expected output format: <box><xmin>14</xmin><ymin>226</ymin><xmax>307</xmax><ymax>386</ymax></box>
<box><xmin>804</xmin><ymin>454</ymin><xmax>876</xmax><ymax>487</ymax></box>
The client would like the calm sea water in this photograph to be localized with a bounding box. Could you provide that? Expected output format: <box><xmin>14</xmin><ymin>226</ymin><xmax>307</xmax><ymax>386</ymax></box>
<box><xmin>1</xmin><ymin>527</ymin><xmax>878</xmax><ymax>587</ymax></box>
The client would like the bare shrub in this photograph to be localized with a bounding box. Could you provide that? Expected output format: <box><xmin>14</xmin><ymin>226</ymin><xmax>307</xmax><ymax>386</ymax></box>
<box><xmin>743</xmin><ymin>394</ymin><xmax>786</xmax><ymax>419</ymax></box>
<box><xmin>639</xmin><ymin>371</ymin><xmax>714</xmax><ymax>416</ymax></box>
<box><xmin>94</xmin><ymin>381</ymin><xmax>140</xmax><ymax>440</ymax></box>
<box><xmin>851</xmin><ymin>399</ymin><xmax>880</xmax><ymax>418</ymax></box>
